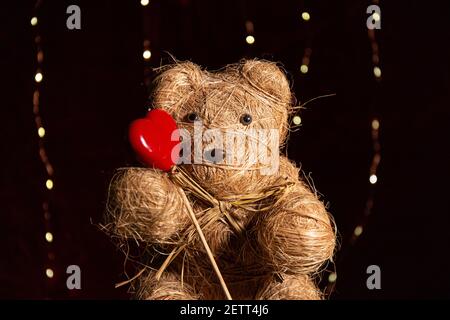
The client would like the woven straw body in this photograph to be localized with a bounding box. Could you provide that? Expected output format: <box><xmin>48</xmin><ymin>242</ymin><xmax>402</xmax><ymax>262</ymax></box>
<box><xmin>105</xmin><ymin>60</ymin><xmax>336</xmax><ymax>300</ymax></box>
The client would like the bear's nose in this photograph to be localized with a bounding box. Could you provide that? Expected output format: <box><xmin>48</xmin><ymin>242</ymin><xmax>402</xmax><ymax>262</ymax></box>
<box><xmin>204</xmin><ymin>148</ymin><xmax>225</xmax><ymax>164</ymax></box>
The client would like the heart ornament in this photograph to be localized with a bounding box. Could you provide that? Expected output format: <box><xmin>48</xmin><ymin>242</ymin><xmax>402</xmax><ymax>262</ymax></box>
<box><xmin>129</xmin><ymin>109</ymin><xmax>180</xmax><ymax>171</ymax></box>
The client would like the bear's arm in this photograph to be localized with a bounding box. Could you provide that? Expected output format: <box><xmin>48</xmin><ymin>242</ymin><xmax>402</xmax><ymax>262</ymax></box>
<box><xmin>250</xmin><ymin>156</ymin><xmax>336</xmax><ymax>275</ymax></box>
<box><xmin>105</xmin><ymin>168</ymin><xmax>189</xmax><ymax>244</ymax></box>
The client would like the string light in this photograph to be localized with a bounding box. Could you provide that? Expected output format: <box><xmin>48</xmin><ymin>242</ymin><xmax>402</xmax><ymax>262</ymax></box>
<box><xmin>298</xmin><ymin>5</ymin><xmax>312</xmax><ymax>100</ymax></box>
<box><xmin>245</xmin><ymin>20</ymin><xmax>255</xmax><ymax>45</ymax></box>
<box><xmin>354</xmin><ymin>225</ymin><xmax>364</xmax><ymax>237</ymax></box>
<box><xmin>291</xmin><ymin>5</ymin><xmax>313</xmax><ymax>127</ymax></box>
<box><xmin>46</xmin><ymin>268</ymin><xmax>54</xmax><ymax>278</ymax></box>
<box><xmin>45</xmin><ymin>232</ymin><xmax>53</xmax><ymax>243</ymax></box>
<box><xmin>44</xmin><ymin>210</ymin><xmax>51</xmax><ymax>221</ymax></box>
<box><xmin>37</xmin><ymin>51</ymin><xmax>44</xmax><ymax>63</ymax></box>
<box><xmin>373</xmin><ymin>66</ymin><xmax>382</xmax><ymax>78</ymax></box>
<box><xmin>140</xmin><ymin>0</ymin><xmax>153</xmax><ymax>95</ymax></box>
<box><xmin>32</xmin><ymin>1</ymin><xmax>57</xmax><ymax>295</ymax></box>
<box><xmin>140</xmin><ymin>0</ymin><xmax>158</xmax><ymax>95</ymax></box>
<box><xmin>38</xmin><ymin>127</ymin><xmax>45</xmax><ymax>138</ymax></box>
<box><xmin>300</xmin><ymin>64</ymin><xmax>308</xmax><ymax>74</ymax></box>
<box><xmin>300</xmin><ymin>47</ymin><xmax>312</xmax><ymax>76</ymax></box>
<box><xmin>371</xmin><ymin>119</ymin><xmax>380</xmax><ymax>130</ymax></box>
<box><xmin>35</xmin><ymin>72</ymin><xmax>43</xmax><ymax>83</ymax></box>
<box><xmin>46</xmin><ymin>179</ymin><xmax>54</xmax><ymax>190</ymax></box>
<box><xmin>292</xmin><ymin>5</ymin><xmax>313</xmax><ymax>127</ymax></box>
<box><xmin>292</xmin><ymin>116</ymin><xmax>302</xmax><ymax>125</ymax></box>
<box><xmin>143</xmin><ymin>49</ymin><xmax>151</xmax><ymax>60</ymax></box>
<box><xmin>301</xmin><ymin>12</ymin><xmax>311</xmax><ymax>21</ymax></box>
<box><xmin>328</xmin><ymin>272</ymin><xmax>337</xmax><ymax>283</ymax></box>
<box><xmin>325</xmin><ymin>0</ymin><xmax>383</xmax><ymax>296</ymax></box>
<box><xmin>141</xmin><ymin>4</ymin><xmax>155</xmax><ymax>104</ymax></box>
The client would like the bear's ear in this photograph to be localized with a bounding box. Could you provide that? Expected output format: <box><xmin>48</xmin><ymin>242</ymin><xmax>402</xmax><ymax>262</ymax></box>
<box><xmin>239</xmin><ymin>59</ymin><xmax>292</xmax><ymax>105</ymax></box>
<box><xmin>151</xmin><ymin>61</ymin><xmax>204</xmax><ymax>113</ymax></box>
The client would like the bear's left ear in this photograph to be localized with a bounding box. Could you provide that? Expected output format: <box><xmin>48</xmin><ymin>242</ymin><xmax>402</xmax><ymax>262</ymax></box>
<box><xmin>239</xmin><ymin>59</ymin><xmax>292</xmax><ymax>106</ymax></box>
<box><xmin>150</xmin><ymin>61</ymin><xmax>204</xmax><ymax>114</ymax></box>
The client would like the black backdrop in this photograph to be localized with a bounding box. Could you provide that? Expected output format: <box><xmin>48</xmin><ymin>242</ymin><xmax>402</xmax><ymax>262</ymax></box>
<box><xmin>2</xmin><ymin>0</ymin><xmax>450</xmax><ymax>299</ymax></box>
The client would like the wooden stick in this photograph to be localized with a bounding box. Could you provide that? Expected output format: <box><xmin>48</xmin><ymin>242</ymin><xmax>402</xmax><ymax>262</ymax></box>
<box><xmin>177</xmin><ymin>188</ymin><xmax>233</xmax><ymax>300</ymax></box>
<box><xmin>115</xmin><ymin>267</ymin><xmax>146</xmax><ymax>289</ymax></box>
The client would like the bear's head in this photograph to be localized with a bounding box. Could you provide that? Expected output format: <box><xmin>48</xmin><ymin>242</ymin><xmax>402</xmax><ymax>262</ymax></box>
<box><xmin>150</xmin><ymin>59</ymin><xmax>294</xmax><ymax>197</ymax></box>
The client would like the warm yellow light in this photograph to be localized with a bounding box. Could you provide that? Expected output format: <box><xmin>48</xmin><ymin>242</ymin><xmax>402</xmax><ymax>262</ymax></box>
<box><xmin>372</xmin><ymin>12</ymin><xmax>381</xmax><ymax>22</ymax></box>
<box><xmin>372</xmin><ymin>119</ymin><xmax>380</xmax><ymax>130</ymax></box>
<box><xmin>373</xmin><ymin>66</ymin><xmax>382</xmax><ymax>78</ymax></box>
<box><xmin>301</xmin><ymin>12</ymin><xmax>311</xmax><ymax>21</ymax></box>
<box><xmin>246</xmin><ymin>35</ymin><xmax>255</xmax><ymax>45</ymax></box>
<box><xmin>46</xmin><ymin>268</ymin><xmax>54</xmax><ymax>278</ymax></box>
<box><xmin>31</xmin><ymin>17</ymin><xmax>38</xmax><ymax>26</ymax></box>
<box><xmin>354</xmin><ymin>225</ymin><xmax>363</xmax><ymax>236</ymax></box>
<box><xmin>328</xmin><ymin>272</ymin><xmax>337</xmax><ymax>283</ymax></box>
<box><xmin>38</xmin><ymin>127</ymin><xmax>46</xmax><ymax>138</ymax></box>
<box><xmin>143</xmin><ymin>50</ymin><xmax>151</xmax><ymax>60</ymax></box>
<box><xmin>140</xmin><ymin>0</ymin><xmax>149</xmax><ymax>6</ymax></box>
<box><xmin>369</xmin><ymin>174</ymin><xmax>378</xmax><ymax>184</ymax></box>
<box><xmin>35</xmin><ymin>72</ymin><xmax>43</xmax><ymax>83</ymax></box>
<box><xmin>46</xmin><ymin>179</ymin><xmax>54</xmax><ymax>190</ymax></box>
<box><xmin>300</xmin><ymin>64</ymin><xmax>309</xmax><ymax>74</ymax></box>
<box><xmin>293</xmin><ymin>116</ymin><xmax>302</xmax><ymax>125</ymax></box>
<box><xmin>45</xmin><ymin>232</ymin><xmax>53</xmax><ymax>243</ymax></box>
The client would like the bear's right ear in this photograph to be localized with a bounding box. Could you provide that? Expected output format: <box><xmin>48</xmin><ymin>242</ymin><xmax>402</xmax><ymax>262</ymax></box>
<box><xmin>239</xmin><ymin>59</ymin><xmax>292</xmax><ymax>105</ymax></box>
<box><xmin>151</xmin><ymin>61</ymin><xmax>204</xmax><ymax>114</ymax></box>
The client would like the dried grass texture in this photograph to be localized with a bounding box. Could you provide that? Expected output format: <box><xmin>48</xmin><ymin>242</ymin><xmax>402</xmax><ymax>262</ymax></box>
<box><xmin>105</xmin><ymin>168</ymin><xmax>190</xmax><ymax>244</ymax></box>
<box><xmin>104</xmin><ymin>59</ymin><xmax>336</xmax><ymax>300</ymax></box>
<box><xmin>151</xmin><ymin>59</ymin><xmax>292</xmax><ymax>198</ymax></box>
<box><xmin>255</xmin><ymin>274</ymin><xmax>322</xmax><ymax>300</ymax></box>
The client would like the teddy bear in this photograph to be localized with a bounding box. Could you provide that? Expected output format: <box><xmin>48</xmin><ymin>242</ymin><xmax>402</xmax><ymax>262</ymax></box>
<box><xmin>105</xmin><ymin>59</ymin><xmax>336</xmax><ymax>300</ymax></box>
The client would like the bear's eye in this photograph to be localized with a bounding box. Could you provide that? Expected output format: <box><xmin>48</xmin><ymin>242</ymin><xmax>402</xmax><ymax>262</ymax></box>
<box><xmin>186</xmin><ymin>112</ymin><xmax>200</xmax><ymax>122</ymax></box>
<box><xmin>240</xmin><ymin>113</ymin><xmax>252</xmax><ymax>125</ymax></box>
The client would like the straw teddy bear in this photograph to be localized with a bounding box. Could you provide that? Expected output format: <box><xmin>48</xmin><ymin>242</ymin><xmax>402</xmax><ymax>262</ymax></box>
<box><xmin>106</xmin><ymin>59</ymin><xmax>335</xmax><ymax>300</ymax></box>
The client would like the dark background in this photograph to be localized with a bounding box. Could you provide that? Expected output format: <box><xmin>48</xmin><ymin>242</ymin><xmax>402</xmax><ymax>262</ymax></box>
<box><xmin>1</xmin><ymin>0</ymin><xmax>449</xmax><ymax>299</ymax></box>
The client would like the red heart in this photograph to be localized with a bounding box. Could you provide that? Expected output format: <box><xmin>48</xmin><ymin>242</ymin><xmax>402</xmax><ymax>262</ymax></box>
<box><xmin>129</xmin><ymin>109</ymin><xmax>180</xmax><ymax>172</ymax></box>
